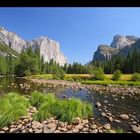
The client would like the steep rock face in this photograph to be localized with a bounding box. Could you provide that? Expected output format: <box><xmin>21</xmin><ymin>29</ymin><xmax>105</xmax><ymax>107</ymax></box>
<box><xmin>110</xmin><ymin>35</ymin><xmax>139</xmax><ymax>49</ymax></box>
<box><xmin>93</xmin><ymin>35</ymin><xmax>140</xmax><ymax>62</ymax></box>
<box><xmin>0</xmin><ymin>27</ymin><xmax>27</xmax><ymax>53</ymax></box>
<box><xmin>93</xmin><ymin>45</ymin><xmax>119</xmax><ymax>61</ymax></box>
<box><xmin>0</xmin><ymin>27</ymin><xmax>67</xmax><ymax>66</ymax></box>
<box><xmin>29</xmin><ymin>37</ymin><xmax>67</xmax><ymax>66</ymax></box>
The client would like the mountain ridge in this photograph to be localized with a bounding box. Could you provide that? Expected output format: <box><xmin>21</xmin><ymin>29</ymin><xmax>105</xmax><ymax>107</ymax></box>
<box><xmin>92</xmin><ymin>34</ymin><xmax>140</xmax><ymax>62</ymax></box>
<box><xmin>0</xmin><ymin>27</ymin><xmax>67</xmax><ymax>66</ymax></box>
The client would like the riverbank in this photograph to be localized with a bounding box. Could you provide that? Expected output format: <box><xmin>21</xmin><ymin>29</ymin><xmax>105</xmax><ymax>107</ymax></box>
<box><xmin>29</xmin><ymin>79</ymin><xmax>140</xmax><ymax>95</ymax></box>
<box><xmin>0</xmin><ymin>106</ymin><xmax>124</xmax><ymax>133</ymax></box>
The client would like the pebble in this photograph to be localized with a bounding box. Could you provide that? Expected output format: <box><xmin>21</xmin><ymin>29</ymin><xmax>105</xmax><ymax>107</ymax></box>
<box><xmin>103</xmin><ymin>124</ymin><xmax>111</xmax><ymax>130</ymax></box>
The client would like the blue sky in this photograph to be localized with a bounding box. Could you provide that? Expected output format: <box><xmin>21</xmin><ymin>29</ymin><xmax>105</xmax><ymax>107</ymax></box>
<box><xmin>0</xmin><ymin>7</ymin><xmax>140</xmax><ymax>64</ymax></box>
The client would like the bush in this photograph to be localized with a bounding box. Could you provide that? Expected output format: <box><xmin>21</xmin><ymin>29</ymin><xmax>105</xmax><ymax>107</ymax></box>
<box><xmin>24</xmin><ymin>69</ymin><xmax>31</xmax><ymax>76</ymax></box>
<box><xmin>112</xmin><ymin>70</ymin><xmax>122</xmax><ymax>81</ymax></box>
<box><xmin>92</xmin><ymin>67</ymin><xmax>105</xmax><ymax>80</ymax></box>
<box><xmin>52</xmin><ymin>69</ymin><xmax>65</xmax><ymax>80</ymax></box>
<box><xmin>0</xmin><ymin>92</ymin><xmax>30</xmax><ymax>128</ymax></box>
<box><xmin>132</xmin><ymin>72</ymin><xmax>140</xmax><ymax>81</ymax></box>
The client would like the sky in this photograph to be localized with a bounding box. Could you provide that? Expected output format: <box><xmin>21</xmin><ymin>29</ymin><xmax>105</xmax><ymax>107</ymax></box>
<box><xmin>1</xmin><ymin>7</ymin><xmax>140</xmax><ymax>64</ymax></box>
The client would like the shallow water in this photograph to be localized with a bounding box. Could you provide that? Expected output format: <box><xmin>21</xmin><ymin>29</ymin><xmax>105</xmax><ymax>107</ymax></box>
<box><xmin>0</xmin><ymin>76</ymin><xmax>140</xmax><ymax>132</ymax></box>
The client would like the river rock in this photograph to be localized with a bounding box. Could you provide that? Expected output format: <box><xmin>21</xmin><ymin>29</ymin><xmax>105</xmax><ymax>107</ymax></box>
<box><xmin>82</xmin><ymin>119</ymin><xmax>89</xmax><ymax>125</ymax></box>
<box><xmin>9</xmin><ymin>128</ymin><xmax>17</xmax><ymax>133</ymax></box>
<box><xmin>121</xmin><ymin>96</ymin><xmax>125</xmax><ymax>99</ymax></box>
<box><xmin>103</xmin><ymin>100</ymin><xmax>108</xmax><ymax>104</ymax></box>
<box><xmin>73</xmin><ymin>117</ymin><xmax>81</xmax><ymax>124</ymax></box>
<box><xmin>43</xmin><ymin>126</ymin><xmax>56</xmax><ymax>133</ymax></box>
<box><xmin>91</xmin><ymin>129</ymin><xmax>98</xmax><ymax>133</ymax></box>
<box><xmin>101</xmin><ymin>112</ymin><xmax>106</xmax><ymax>117</ymax></box>
<box><xmin>119</xmin><ymin>114</ymin><xmax>129</xmax><ymax>120</ymax></box>
<box><xmin>54</xmin><ymin>130</ymin><xmax>62</xmax><ymax>133</ymax></box>
<box><xmin>21</xmin><ymin>130</ymin><xmax>26</xmax><ymax>133</ymax></box>
<box><xmin>91</xmin><ymin>124</ymin><xmax>97</xmax><ymax>129</ymax></box>
<box><xmin>58</xmin><ymin>121</ymin><xmax>65</xmax><ymax>127</ymax></box>
<box><xmin>82</xmin><ymin>127</ymin><xmax>89</xmax><ymax>132</ymax></box>
<box><xmin>28</xmin><ymin>128</ymin><xmax>33</xmax><ymax>133</ymax></box>
<box><xmin>66</xmin><ymin>130</ymin><xmax>73</xmax><ymax>133</ymax></box>
<box><xmin>108</xmin><ymin>116</ymin><xmax>113</xmax><ymax>122</ymax></box>
<box><xmin>95</xmin><ymin>102</ymin><xmax>101</xmax><ymax>108</ymax></box>
<box><xmin>114</xmin><ymin>119</ymin><xmax>121</xmax><ymax>123</ymax></box>
<box><xmin>42</xmin><ymin>121</ymin><xmax>48</xmax><ymax>125</ymax></box>
<box><xmin>35</xmin><ymin>129</ymin><xmax>43</xmax><ymax>133</ymax></box>
<box><xmin>32</xmin><ymin>121</ymin><xmax>43</xmax><ymax>129</ymax></box>
<box><xmin>67</xmin><ymin>125</ymin><xmax>73</xmax><ymax>130</ymax></box>
<box><xmin>72</xmin><ymin>128</ymin><xmax>79</xmax><ymax>133</ymax></box>
<box><xmin>17</xmin><ymin>124</ymin><xmax>23</xmax><ymax>129</ymax></box>
<box><xmin>46</xmin><ymin>122</ymin><xmax>56</xmax><ymax>129</ymax></box>
<box><xmin>103</xmin><ymin>123</ymin><xmax>111</xmax><ymax>130</ymax></box>
<box><xmin>131</xmin><ymin>125</ymin><xmax>140</xmax><ymax>133</ymax></box>
<box><xmin>2</xmin><ymin>127</ymin><xmax>9</xmax><ymax>131</ymax></box>
<box><xmin>75</xmin><ymin>124</ymin><xmax>84</xmax><ymax>130</ymax></box>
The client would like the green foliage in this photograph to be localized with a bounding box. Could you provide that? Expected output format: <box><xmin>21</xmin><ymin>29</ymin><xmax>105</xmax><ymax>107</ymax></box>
<box><xmin>55</xmin><ymin>98</ymin><xmax>93</xmax><ymax>123</ymax></box>
<box><xmin>81</xmin><ymin>80</ymin><xmax>140</xmax><ymax>86</ymax></box>
<box><xmin>52</xmin><ymin>69</ymin><xmax>65</xmax><ymax>80</ymax></box>
<box><xmin>112</xmin><ymin>70</ymin><xmax>122</xmax><ymax>81</ymax></box>
<box><xmin>0</xmin><ymin>92</ymin><xmax>30</xmax><ymax>128</ymax></box>
<box><xmin>24</xmin><ymin>69</ymin><xmax>31</xmax><ymax>76</ymax></box>
<box><xmin>94</xmin><ymin>47</ymin><xmax>140</xmax><ymax>74</ymax></box>
<box><xmin>92</xmin><ymin>67</ymin><xmax>105</xmax><ymax>80</ymax></box>
<box><xmin>15</xmin><ymin>50</ymin><xmax>39</xmax><ymax>77</ymax></box>
<box><xmin>0</xmin><ymin>43</ymin><xmax>18</xmax><ymax>57</ymax></box>
<box><xmin>132</xmin><ymin>72</ymin><xmax>140</xmax><ymax>81</ymax></box>
<box><xmin>30</xmin><ymin>91</ymin><xmax>47</xmax><ymax>108</ymax></box>
<box><xmin>32</xmin><ymin>92</ymin><xmax>93</xmax><ymax>123</ymax></box>
<box><xmin>115</xmin><ymin>127</ymin><xmax>125</xmax><ymax>133</ymax></box>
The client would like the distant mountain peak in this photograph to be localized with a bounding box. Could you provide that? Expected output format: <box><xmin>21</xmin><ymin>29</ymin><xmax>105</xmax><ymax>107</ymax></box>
<box><xmin>0</xmin><ymin>26</ymin><xmax>67</xmax><ymax>66</ymax></box>
<box><xmin>92</xmin><ymin>34</ymin><xmax>140</xmax><ymax>62</ymax></box>
<box><xmin>110</xmin><ymin>34</ymin><xmax>139</xmax><ymax>49</ymax></box>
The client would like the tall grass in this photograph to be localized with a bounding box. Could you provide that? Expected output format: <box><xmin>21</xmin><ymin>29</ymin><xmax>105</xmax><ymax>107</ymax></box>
<box><xmin>115</xmin><ymin>127</ymin><xmax>125</xmax><ymax>133</ymax></box>
<box><xmin>0</xmin><ymin>92</ymin><xmax>30</xmax><ymax>128</ymax></box>
<box><xmin>54</xmin><ymin>98</ymin><xmax>93</xmax><ymax>123</ymax></box>
<box><xmin>32</xmin><ymin>92</ymin><xmax>93</xmax><ymax>123</ymax></box>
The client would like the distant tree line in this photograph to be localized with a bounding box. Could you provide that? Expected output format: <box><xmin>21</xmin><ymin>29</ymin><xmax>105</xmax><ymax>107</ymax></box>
<box><xmin>0</xmin><ymin>46</ymin><xmax>140</xmax><ymax>76</ymax></box>
<box><xmin>92</xmin><ymin>47</ymin><xmax>140</xmax><ymax>74</ymax></box>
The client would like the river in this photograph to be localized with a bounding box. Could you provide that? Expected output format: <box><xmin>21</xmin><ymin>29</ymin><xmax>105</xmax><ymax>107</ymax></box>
<box><xmin>0</xmin><ymin>76</ymin><xmax>140</xmax><ymax>132</ymax></box>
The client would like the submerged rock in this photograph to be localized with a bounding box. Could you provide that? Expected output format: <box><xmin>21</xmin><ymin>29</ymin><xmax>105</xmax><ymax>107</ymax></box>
<box><xmin>95</xmin><ymin>102</ymin><xmax>101</xmax><ymax>108</ymax></box>
<box><xmin>119</xmin><ymin>114</ymin><xmax>129</xmax><ymax>120</ymax></box>
<box><xmin>103</xmin><ymin>123</ymin><xmax>111</xmax><ymax>130</ymax></box>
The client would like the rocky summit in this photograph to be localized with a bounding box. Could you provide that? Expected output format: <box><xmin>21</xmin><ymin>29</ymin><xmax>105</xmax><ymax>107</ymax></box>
<box><xmin>0</xmin><ymin>27</ymin><xmax>67</xmax><ymax>66</ymax></box>
<box><xmin>92</xmin><ymin>34</ymin><xmax>140</xmax><ymax>61</ymax></box>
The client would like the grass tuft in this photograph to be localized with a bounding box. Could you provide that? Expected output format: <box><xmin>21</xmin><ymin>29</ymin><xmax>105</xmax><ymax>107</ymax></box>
<box><xmin>0</xmin><ymin>92</ymin><xmax>30</xmax><ymax>128</ymax></box>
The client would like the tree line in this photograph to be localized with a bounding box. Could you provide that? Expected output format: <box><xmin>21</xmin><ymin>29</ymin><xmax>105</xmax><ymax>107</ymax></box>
<box><xmin>0</xmin><ymin>46</ymin><xmax>140</xmax><ymax>76</ymax></box>
<box><xmin>92</xmin><ymin>47</ymin><xmax>140</xmax><ymax>74</ymax></box>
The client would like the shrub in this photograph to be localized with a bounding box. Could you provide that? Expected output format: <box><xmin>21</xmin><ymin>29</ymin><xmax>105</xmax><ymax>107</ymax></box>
<box><xmin>92</xmin><ymin>67</ymin><xmax>105</xmax><ymax>80</ymax></box>
<box><xmin>0</xmin><ymin>92</ymin><xmax>30</xmax><ymax>128</ymax></box>
<box><xmin>112</xmin><ymin>70</ymin><xmax>122</xmax><ymax>81</ymax></box>
<box><xmin>52</xmin><ymin>69</ymin><xmax>65</xmax><ymax>80</ymax></box>
<box><xmin>132</xmin><ymin>72</ymin><xmax>140</xmax><ymax>81</ymax></box>
<box><xmin>24</xmin><ymin>69</ymin><xmax>31</xmax><ymax>76</ymax></box>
